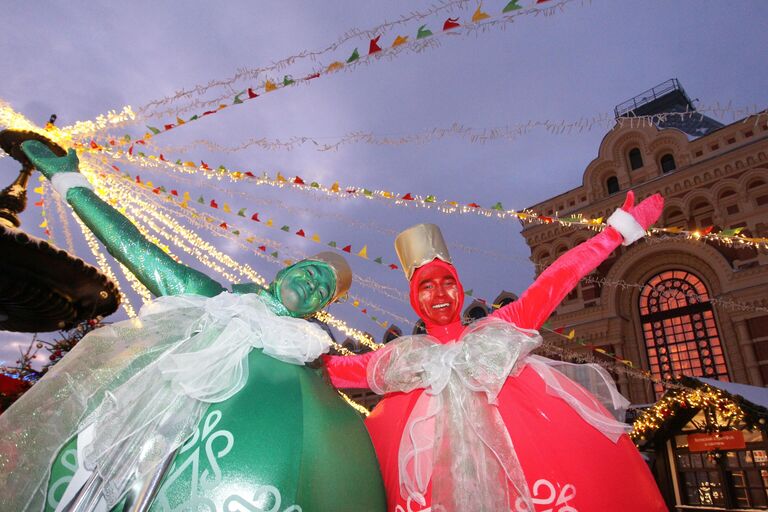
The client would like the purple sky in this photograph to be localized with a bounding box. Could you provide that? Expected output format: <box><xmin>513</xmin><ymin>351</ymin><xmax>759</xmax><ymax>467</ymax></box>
<box><xmin>1</xmin><ymin>1</ymin><xmax>767</xmax><ymax>366</ymax></box>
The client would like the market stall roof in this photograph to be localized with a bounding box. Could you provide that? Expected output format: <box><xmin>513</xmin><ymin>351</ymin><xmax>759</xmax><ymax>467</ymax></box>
<box><xmin>631</xmin><ymin>376</ymin><xmax>768</xmax><ymax>449</ymax></box>
<box><xmin>698</xmin><ymin>377</ymin><xmax>768</xmax><ymax>410</ymax></box>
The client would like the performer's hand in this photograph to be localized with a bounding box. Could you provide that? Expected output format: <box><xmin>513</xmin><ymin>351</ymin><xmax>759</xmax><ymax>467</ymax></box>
<box><xmin>21</xmin><ymin>141</ymin><xmax>79</xmax><ymax>180</ymax></box>
<box><xmin>608</xmin><ymin>190</ymin><xmax>664</xmax><ymax>245</ymax></box>
<box><xmin>621</xmin><ymin>190</ymin><xmax>664</xmax><ymax>230</ymax></box>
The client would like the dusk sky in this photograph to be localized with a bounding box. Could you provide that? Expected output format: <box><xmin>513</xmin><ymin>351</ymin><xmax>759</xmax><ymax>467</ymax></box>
<box><xmin>1</xmin><ymin>1</ymin><xmax>766</xmax><ymax>367</ymax></box>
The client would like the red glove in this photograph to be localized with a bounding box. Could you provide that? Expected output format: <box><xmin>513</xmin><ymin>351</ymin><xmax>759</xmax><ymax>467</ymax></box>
<box><xmin>621</xmin><ymin>190</ymin><xmax>664</xmax><ymax>231</ymax></box>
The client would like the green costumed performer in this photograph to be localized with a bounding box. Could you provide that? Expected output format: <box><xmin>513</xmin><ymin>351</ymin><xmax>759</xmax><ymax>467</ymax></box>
<box><xmin>0</xmin><ymin>141</ymin><xmax>386</xmax><ymax>512</ymax></box>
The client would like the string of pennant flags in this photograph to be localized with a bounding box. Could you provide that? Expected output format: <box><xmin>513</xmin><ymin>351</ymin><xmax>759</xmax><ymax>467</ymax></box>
<box><xmin>91</xmin><ymin>161</ymin><xmax>409</xmax><ymax>334</ymax></box>
<box><xmin>102</xmin><ymin>163</ymin><xmax>404</xmax><ymax>271</ymax></box>
<box><xmin>86</xmin><ymin>145</ymin><xmax>768</xmax><ymax>250</ymax></box>
<box><xmin>130</xmin><ymin>0</ymin><xmax>502</xmax><ymax>120</ymax></box>
<box><xmin>138</xmin><ymin>105</ymin><xmax>768</xmax><ymax>155</ymax></box>
<box><xmin>66</xmin><ymin>0</ymin><xmax>573</xmax><ymax>144</ymax></box>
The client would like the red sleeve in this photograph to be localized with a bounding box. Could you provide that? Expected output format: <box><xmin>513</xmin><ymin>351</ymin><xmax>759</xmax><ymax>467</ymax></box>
<box><xmin>491</xmin><ymin>226</ymin><xmax>623</xmax><ymax>330</ymax></box>
<box><xmin>321</xmin><ymin>351</ymin><xmax>376</xmax><ymax>389</ymax></box>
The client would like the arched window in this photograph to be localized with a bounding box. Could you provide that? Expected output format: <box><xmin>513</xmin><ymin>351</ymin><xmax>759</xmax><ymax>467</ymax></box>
<box><xmin>628</xmin><ymin>148</ymin><xmax>644</xmax><ymax>170</ymax></box>
<box><xmin>463</xmin><ymin>300</ymin><xmax>491</xmax><ymax>323</ymax></box>
<box><xmin>606</xmin><ymin>176</ymin><xmax>620</xmax><ymax>195</ymax></box>
<box><xmin>660</xmin><ymin>153</ymin><xmax>676</xmax><ymax>173</ymax></box>
<box><xmin>383</xmin><ymin>325</ymin><xmax>402</xmax><ymax>344</ymax></box>
<box><xmin>412</xmin><ymin>319</ymin><xmax>427</xmax><ymax>335</ymax></box>
<box><xmin>639</xmin><ymin>270</ymin><xmax>728</xmax><ymax>397</ymax></box>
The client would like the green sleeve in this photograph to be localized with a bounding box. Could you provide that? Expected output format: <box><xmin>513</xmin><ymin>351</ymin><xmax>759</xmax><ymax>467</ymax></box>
<box><xmin>65</xmin><ymin>187</ymin><xmax>226</xmax><ymax>298</ymax></box>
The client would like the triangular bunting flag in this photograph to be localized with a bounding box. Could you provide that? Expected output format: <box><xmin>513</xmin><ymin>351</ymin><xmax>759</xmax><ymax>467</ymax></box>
<box><xmin>146</xmin><ymin>125</ymin><xmax>161</xmax><ymax>135</ymax></box>
<box><xmin>471</xmin><ymin>6</ymin><xmax>491</xmax><ymax>22</ymax></box>
<box><xmin>328</xmin><ymin>241</ymin><xmax>337</xmax><ymax>248</ymax></box>
<box><xmin>266</xmin><ymin>219</ymin><xmax>273</xmax><ymax>227</ymax></box>
<box><xmin>374</xmin><ymin>257</ymin><xmax>383</xmax><ymax>264</ymax></box>
<box><xmin>237</xmin><ymin>208</ymin><xmax>246</xmax><ymax>217</ymax></box>
<box><xmin>265</xmin><ymin>80</ymin><xmax>277</xmax><ymax>92</ymax></box>
<box><xmin>233</xmin><ymin>91</ymin><xmax>245</xmax><ymax>104</ymax></box>
<box><xmin>392</xmin><ymin>35</ymin><xmax>408</xmax><ymax>47</ymax></box>
<box><xmin>251</xmin><ymin>213</ymin><xmax>260</xmax><ymax>221</ymax></box>
<box><xmin>270</xmin><ymin>251</ymin><xmax>279</xmax><ymax>258</ymax></box>
<box><xmin>247</xmin><ymin>88</ymin><xmax>259</xmax><ymax>99</ymax></box>
<box><xmin>465</xmin><ymin>289</ymin><xmax>474</xmax><ymax>296</ymax></box>
<box><xmin>223</xmin><ymin>203</ymin><xmax>231</xmax><ymax>213</ymax></box>
<box><xmin>311</xmin><ymin>233</ymin><xmax>321</xmax><ymax>242</ymax></box>
<box><xmin>280</xmin><ymin>225</ymin><xmax>290</xmax><ymax>232</ymax></box>
<box><xmin>369</xmin><ymin>35</ymin><xmax>382</xmax><ymax>54</ymax></box>
<box><xmin>346</xmin><ymin>48</ymin><xmax>360</xmax><ymax>63</ymax></box>
<box><xmin>283</xmin><ymin>75</ymin><xmax>295</xmax><ymax>86</ymax></box>
<box><xmin>342</xmin><ymin>245</ymin><xmax>352</xmax><ymax>253</ymax></box>
<box><xmin>326</xmin><ymin>61</ymin><xmax>344</xmax><ymax>72</ymax></box>
<box><xmin>210</xmin><ymin>199</ymin><xmax>218</xmax><ymax>209</ymax></box>
<box><xmin>417</xmin><ymin>25</ymin><xmax>432</xmax><ymax>39</ymax></box>
<box><xmin>389</xmin><ymin>264</ymin><xmax>398</xmax><ymax>270</ymax></box>
<box><xmin>502</xmin><ymin>0</ymin><xmax>522</xmax><ymax>12</ymax></box>
<box><xmin>443</xmin><ymin>17</ymin><xmax>460</xmax><ymax>30</ymax></box>
<box><xmin>296</xmin><ymin>229</ymin><xmax>305</xmax><ymax>237</ymax></box>
<box><xmin>357</xmin><ymin>245</ymin><xmax>368</xmax><ymax>258</ymax></box>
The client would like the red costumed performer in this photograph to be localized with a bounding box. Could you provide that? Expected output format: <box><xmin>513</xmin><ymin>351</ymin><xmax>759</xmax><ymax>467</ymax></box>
<box><xmin>324</xmin><ymin>191</ymin><xmax>668</xmax><ymax>512</ymax></box>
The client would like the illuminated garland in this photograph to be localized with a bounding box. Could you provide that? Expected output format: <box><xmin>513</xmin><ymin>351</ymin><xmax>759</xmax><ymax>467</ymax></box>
<box><xmin>33</xmin><ymin>178</ymin><xmax>53</xmax><ymax>244</ymax></box>
<box><xmin>86</xmin><ymin>0</ymin><xmax>576</xmax><ymax>138</ymax></box>
<box><xmin>94</xmin><ymin>147</ymin><xmax>768</xmax><ymax>249</ymax></box>
<box><xmin>630</xmin><ymin>382</ymin><xmax>760</xmax><ymax>444</ymax></box>
<box><xmin>85</xmin><ymin>163</ymin><xmax>376</xmax><ymax>351</ymax></box>
<box><xmin>105</xmin><ymin>165</ymin><xmax>404</xmax><ymax>271</ymax></box>
<box><xmin>337</xmin><ymin>390</ymin><xmax>371</xmax><ymax>417</ymax></box>
<box><xmin>94</xmin><ymin>161</ymin><xmax>414</xmax><ymax>315</ymax></box>
<box><xmin>141</xmin><ymin>106</ymin><xmax>768</xmax><ymax>154</ymax></box>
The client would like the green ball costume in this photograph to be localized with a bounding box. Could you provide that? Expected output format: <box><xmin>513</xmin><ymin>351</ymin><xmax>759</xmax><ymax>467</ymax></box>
<box><xmin>0</xmin><ymin>142</ymin><xmax>385</xmax><ymax>512</ymax></box>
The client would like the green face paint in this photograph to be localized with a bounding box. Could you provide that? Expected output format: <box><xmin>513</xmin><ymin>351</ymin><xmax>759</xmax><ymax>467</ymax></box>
<box><xmin>273</xmin><ymin>260</ymin><xmax>337</xmax><ymax>317</ymax></box>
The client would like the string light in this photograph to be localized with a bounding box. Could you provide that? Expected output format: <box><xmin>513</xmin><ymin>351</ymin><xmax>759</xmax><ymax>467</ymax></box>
<box><xmin>71</xmin><ymin>214</ymin><xmax>137</xmax><ymax>318</ymax></box>
<box><xmin>337</xmin><ymin>390</ymin><xmax>371</xmax><ymax>417</ymax></box>
<box><xmin>631</xmin><ymin>383</ymin><xmax>752</xmax><ymax>444</ymax></box>
<box><xmin>93</xmin><ymin>147</ymin><xmax>768</xmax><ymax>250</ymax></box>
<box><xmin>83</xmin><ymin>161</ymin><xmax>377</xmax><ymax>350</ymax></box>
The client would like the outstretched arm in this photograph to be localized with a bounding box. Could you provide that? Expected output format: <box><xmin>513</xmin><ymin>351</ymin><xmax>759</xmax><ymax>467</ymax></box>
<box><xmin>493</xmin><ymin>192</ymin><xmax>663</xmax><ymax>330</ymax></box>
<box><xmin>22</xmin><ymin>142</ymin><xmax>225</xmax><ymax>298</ymax></box>
<box><xmin>321</xmin><ymin>352</ymin><xmax>375</xmax><ymax>389</ymax></box>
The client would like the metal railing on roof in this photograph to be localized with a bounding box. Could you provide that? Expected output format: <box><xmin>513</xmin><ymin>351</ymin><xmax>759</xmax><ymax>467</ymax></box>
<box><xmin>614</xmin><ymin>78</ymin><xmax>691</xmax><ymax>118</ymax></box>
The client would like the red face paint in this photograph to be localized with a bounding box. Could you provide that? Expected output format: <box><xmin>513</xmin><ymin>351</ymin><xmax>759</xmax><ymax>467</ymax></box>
<box><xmin>410</xmin><ymin>260</ymin><xmax>463</xmax><ymax>327</ymax></box>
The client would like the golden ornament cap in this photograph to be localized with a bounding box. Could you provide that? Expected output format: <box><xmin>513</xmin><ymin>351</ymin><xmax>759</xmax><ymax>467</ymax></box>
<box><xmin>394</xmin><ymin>223</ymin><xmax>452</xmax><ymax>281</ymax></box>
<box><xmin>308</xmin><ymin>251</ymin><xmax>352</xmax><ymax>302</ymax></box>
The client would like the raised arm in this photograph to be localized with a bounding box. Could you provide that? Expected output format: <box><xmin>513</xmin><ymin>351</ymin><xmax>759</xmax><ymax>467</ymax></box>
<box><xmin>493</xmin><ymin>192</ymin><xmax>663</xmax><ymax>330</ymax></box>
<box><xmin>22</xmin><ymin>142</ymin><xmax>225</xmax><ymax>298</ymax></box>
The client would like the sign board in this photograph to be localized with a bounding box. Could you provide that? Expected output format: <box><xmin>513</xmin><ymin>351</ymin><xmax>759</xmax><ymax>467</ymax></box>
<box><xmin>688</xmin><ymin>431</ymin><xmax>746</xmax><ymax>452</ymax></box>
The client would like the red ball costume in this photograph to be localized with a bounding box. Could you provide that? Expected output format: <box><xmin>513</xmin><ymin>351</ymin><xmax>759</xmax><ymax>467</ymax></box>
<box><xmin>325</xmin><ymin>192</ymin><xmax>667</xmax><ymax>511</ymax></box>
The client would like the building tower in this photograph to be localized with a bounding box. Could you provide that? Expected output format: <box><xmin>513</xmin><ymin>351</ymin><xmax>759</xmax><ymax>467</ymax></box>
<box><xmin>521</xmin><ymin>79</ymin><xmax>768</xmax><ymax>404</ymax></box>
